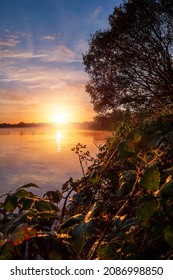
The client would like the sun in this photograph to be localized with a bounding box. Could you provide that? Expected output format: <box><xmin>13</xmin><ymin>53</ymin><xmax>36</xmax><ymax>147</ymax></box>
<box><xmin>53</xmin><ymin>112</ymin><xmax>68</xmax><ymax>125</ymax></box>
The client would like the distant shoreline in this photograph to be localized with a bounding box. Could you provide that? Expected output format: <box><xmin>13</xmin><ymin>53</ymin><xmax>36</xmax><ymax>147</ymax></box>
<box><xmin>0</xmin><ymin>121</ymin><xmax>113</xmax><ymax>131</ymax></box>
<box><xmin>0</xmin><ymin>122</ymin><xmax>54</xmax><ymax>128</ymax></box>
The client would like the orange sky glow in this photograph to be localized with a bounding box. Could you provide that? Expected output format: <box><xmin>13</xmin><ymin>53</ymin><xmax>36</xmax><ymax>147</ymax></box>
<box><xmin>0</xmin><ymin>0</ymin><xmax>120</xmax><ymax>124</ymax></box>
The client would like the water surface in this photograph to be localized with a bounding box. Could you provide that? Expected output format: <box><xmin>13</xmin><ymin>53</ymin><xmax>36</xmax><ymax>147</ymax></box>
<box><xmin>0</xmin><ymin>128</ymin><xmax>111</xmax><ymax>196</ymax></box>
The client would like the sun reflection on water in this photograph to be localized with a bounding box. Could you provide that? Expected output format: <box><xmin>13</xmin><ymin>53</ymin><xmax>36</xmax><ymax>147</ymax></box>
<box><xmin>56</xmin><ymin>130</ymin><xmax>62</xmax><ymax>152</ymax></box>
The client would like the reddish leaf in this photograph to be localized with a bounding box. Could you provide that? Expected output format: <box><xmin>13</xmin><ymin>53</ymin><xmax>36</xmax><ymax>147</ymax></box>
<box><xmin>8</xmin><ymin>223</ymin><xmax>37</xmax><ymax>246</ymax></box>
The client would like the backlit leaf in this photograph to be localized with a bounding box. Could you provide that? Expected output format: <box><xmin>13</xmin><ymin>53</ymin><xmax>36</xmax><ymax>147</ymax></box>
<box><xmin>60</xmin><ymin>214</ymin><xmax>83</xmax><ymax>230</ymax></box>
<box><xmin>140</xmin><ymin>165</ymin><xmax>160</xmax><ymax>191</ymax></box>
<box><xmin>118</xmin><ymin>141</ymin><xmax>134</xmax><ymax>159</ymax></box>
<box><xmin>137</xmin><ymin>195</ymin><xmax>158</xmax><ymax>226</ymax></box>
<box><xmin>89</xmin><ymin>172</ymin><xmax>100</xmax><ymax>185</ymax></box>
<box><xmin>14</xmin><ymin>189</ymin><xmax>34</xmax><ymax>198</ymax></box>
<box><xmin>8</xmin><ymin>223</ymin><xmax>37</xmax><ymax>246</ymax></box>
<box><xmin>35</xmin><ymin>199</ymin><xmax>53</xmax><ymax>211</ymax></box>
<box><xmin>44</xmin><ymin>190</ymin><xmax>62</xmax><ymax>204</ymax></box>
<box><xmin>16</xmin><ymin>183</ymin><xmax>40</xmax><ymax>190</ymax></box>
<box><xmin>3</xmin><ymin>194</ymin><xmax>18</xmax><ymax>213</ymax></box>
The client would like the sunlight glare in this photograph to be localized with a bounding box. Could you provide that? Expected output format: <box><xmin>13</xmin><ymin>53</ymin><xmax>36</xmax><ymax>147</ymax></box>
<box><xmin>53</xmin><ymin>112</ymin><xmax>68</xmax><ymax>125</ymax></box>
<box><xmin>56</xmin><ymin>130</ymin><xmax>61</xmax><ymax>143</ymax></box>
<box><xmin>56</xmin><ymin>130</ymin><xmax>62</xmax><ymax>152</ymax></box>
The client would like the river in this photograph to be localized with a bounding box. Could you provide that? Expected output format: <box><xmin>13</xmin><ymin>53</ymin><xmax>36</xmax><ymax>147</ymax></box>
<box><xmin>0</xmin><ymin>127</ymin><xmax>111</xmax><ymax>196</ymax></box>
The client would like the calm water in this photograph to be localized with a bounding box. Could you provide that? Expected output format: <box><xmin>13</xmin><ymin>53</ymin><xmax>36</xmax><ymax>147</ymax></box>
<box><xmin>0</xmin><ymin>128</ymin><xmax>111</xmax><ymax>196</ymax></box>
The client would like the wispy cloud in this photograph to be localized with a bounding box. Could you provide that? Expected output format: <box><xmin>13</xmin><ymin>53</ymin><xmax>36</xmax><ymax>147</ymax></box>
<box><xmin>90</xmin><ymin>6</ymin><xmax>102</xmax><ymax>19</ymax></box>
<box><xmin>0</xmin><ymin>38</ymin><xmax>20</xmax><ymax>47</ymax></box>
<box><xmin>0</xmin><ymin>89</ymin><xmax>28</xmax><ymax>101</ymax></box>
<box><xmin>1</xmin><ymin>64</ymin><xmax>86</xmax><ymax>89</ymax></box>
<box><xmin>40</xmin><ymin>45</ymin><xmax>80</xmax><ymax>62</ymax></box>
<box><xmin>0</xmin><ymin>49</ymin><xmax>45</xmax><ymax>59</ymax></box>
<box><xmin>41</xmin><ymin>35</ymin><xmax>56</xmax><ymax>40</ymax></box>
<box><xmin>0</xmin><ymin>45</ymin><xmax>81</xmax><ymax>62</ymax></box>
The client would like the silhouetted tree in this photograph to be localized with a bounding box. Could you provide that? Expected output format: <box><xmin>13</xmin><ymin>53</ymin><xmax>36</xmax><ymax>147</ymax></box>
<box><xmin>83</xmin><ymin>0</ymin><xmax>173</xmax><ymax>115</ymax></box>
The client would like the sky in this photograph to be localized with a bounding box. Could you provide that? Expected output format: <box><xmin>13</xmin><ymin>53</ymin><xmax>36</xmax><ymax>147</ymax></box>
<box><xmin>0</xmin><ymin>0</ymin><xmax>121</xmax><ymax>124</ymax></box>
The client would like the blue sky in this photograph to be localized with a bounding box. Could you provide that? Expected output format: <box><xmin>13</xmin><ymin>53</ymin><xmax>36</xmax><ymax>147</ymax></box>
<box><xmin>0</xmin><ymin>0</ymin><xmax>121</xmax><ymax>123</ymax></box>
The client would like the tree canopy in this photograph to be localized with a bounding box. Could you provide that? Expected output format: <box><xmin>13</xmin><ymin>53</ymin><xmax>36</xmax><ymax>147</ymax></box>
<box><xmin>83</xmin><ymin>0</ymin><xmax>173</xmax><ymax>116</ymax></box>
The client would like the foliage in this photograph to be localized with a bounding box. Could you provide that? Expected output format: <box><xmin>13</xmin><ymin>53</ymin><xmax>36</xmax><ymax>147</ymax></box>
<box><xmin>83</xmin><ymin>0</ymin><xmax>173</xmax><ymax>115</ymax></box>
<box><xmin>0</xmin><ymin>114</ymin><xmax>173</xmax><ymax>259</ymax></box>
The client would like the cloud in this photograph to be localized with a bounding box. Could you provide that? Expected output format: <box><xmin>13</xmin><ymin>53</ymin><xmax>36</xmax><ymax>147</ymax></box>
<box><xmin>0</xmin><ymin>45</ymin><xmax>81</xmax><ymax>62</ymax></box>
<box><xmin>0</xmin><ymin>89</ymin><xmax>28</xmax><ymax>101</ymax></box>
<box><xmin>0</xmin><ymin>66</ymin><xmax>90</xmax><ymax>118</ymax></box>
<box><xmin>1</xmin><ymin>64</ymin><xmax>87</xmax><ymax>88</ymax></box>
<box><xmin>41</xmin><ymin>35</ymin><xmax>56</xmax><ymax>40</ymax></box>
<box><xmin>0</xmin><ymin>49</ymin><xmax>45</xmax><ymax>59</ymax></box>
<box><xmin>0</xmin><ymin>38</ymin><xmax>20</xmax><ymax>47</ymax></box>
<box><xmin>40</xmin><ymin>45</ymin><xmax>80</xmax><ymax>62</ymax></box>
<box><xmin>90</xmin><ymin>6</ymin><xmax>102</xmax><ymax>19</ymax></box>
<box><xmin>0</xmin><ymin>50</ymin><xmax>34</xmax><ymax>59</ymax></box>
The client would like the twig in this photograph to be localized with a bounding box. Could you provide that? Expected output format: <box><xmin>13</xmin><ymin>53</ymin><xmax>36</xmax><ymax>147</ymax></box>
<box><xmin>93</xmin><ymin>140</ymin><xmax>99</xmax><ymax>149</ymax></box>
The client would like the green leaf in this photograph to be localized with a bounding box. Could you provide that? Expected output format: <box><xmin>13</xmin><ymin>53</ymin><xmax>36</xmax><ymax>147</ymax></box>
<box><xmin>89</xmin><ymin>172</ymin><xmax>100</xmax><ymax>185</ymax></box>
<box><xmin>14</xmin><ymin>189</ymin><xmax>34</xmax><ymax>198</ymax></box>
<box><xmin>18</xmin><ymin>197</ymin><xmax>35</xmax><ymax>210</ymax></box>
<box><xmin>8</xmin><ymin>223</ymin><xmax>37</xmax><ymax>246</ymax></box>
<box><xmin>62</xmin><ymin>177</ymin><xmax>74</xmax><ymax>192</ymax></box>
<box><xmin>140</xmin><ymin>165</ymin><xmax>160</xmax><ymax>191</ymax></box>
<box><xmin>0</xmin><ymin>242</ymin><xmax>14</xmax><ymax>260</ymax></box>
<box><xmin>107</xmin><ymin>137</ymin><xmax>116</xmax><ymax>150</ymax></box>
<box><xmin>3</xmin><ymin>210</ymin><xmax>37</xmax><ymax>235</ymax></box>
<box><xmin>35</xmin><ymin>199</ymin><xmax>53</xmax><ymax>211</ymax></box>
<box><xmin>137</xmin><ymin>195</ymin><xmax>158</xmax><ymax>226</ymax></box>
<box><xmin>85</xmin><ymin>221</ymin><xmax>94</xmax><ymax>237</ymax></box>
<box><xmin>60</xmin><ymin>214</ymin><xmax>83</xmax><ymax>230</ymax></box>
<box><xmin>84</xmin><ymin>203</ymin><xmax>101</xmax><ymax>222</ymax></box>
<box><xmin>117</xmin><ymin>170</ymin><xmax>136</xmax><ymax>197</ymax></box>
<box><xmin>16</xmin><ymin>183</ymin><xmax>40</xmax><ymax>191</ymax></box>
<box><xmin>133</xmin><ymin>132</ymin><xmax>142</xmax><ymax>143</ymax></box>
<box><xmin>72</xmin><ymin>222</ymin><xmax>86</xmax><ymax>254</ymax></box>
<box><xmin>118</xmin><ymin>141</ymin><xmax>134</xmax><ymax>159</ymax></box>
<box><xmin>3</xmin><ymin>194</ymin><xmax>18</xmax><ymax>213</ymax></box>
<box><xmin>44</xmin><ymin>190</ymin><xmax>62</xmax><ymax>204</ymax></box>
<box><xmin>164</xmin><ymin>225</ymin><xmax>173</xmax><ymax>247</ymax></box>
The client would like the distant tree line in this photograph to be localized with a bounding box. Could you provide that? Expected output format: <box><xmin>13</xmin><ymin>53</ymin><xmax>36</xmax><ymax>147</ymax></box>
<box><xmin>0</xmin><ymin>122</ymin><xmax>49</xmax><ymax>128</ymax></box>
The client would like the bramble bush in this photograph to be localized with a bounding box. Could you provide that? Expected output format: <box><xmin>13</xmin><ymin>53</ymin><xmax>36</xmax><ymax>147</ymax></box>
<box><xmin>0</xmin><ymin>114</ymin><xmax>173</xmax><ymax>259</ymax></box>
